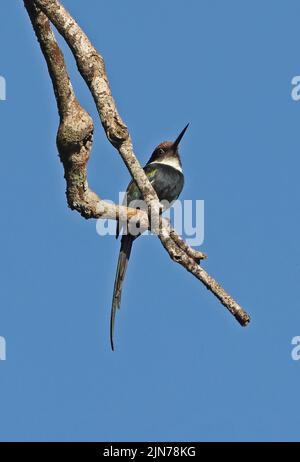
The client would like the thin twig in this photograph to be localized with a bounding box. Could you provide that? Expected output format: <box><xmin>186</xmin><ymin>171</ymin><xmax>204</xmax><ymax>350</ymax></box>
<box><xmin>169</xmin><ymin>228</ymin><xmax>207</xmax><ymax>263</ymax></box>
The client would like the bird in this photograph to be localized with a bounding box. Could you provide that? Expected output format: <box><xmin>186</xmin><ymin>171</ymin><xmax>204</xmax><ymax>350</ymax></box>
<box><xmin>110</xmin><ymin>124</ymin><xmax>189</xmax><ymax>350</ymax></box>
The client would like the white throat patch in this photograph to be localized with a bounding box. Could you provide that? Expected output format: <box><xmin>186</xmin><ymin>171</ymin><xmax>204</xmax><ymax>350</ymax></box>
<box><xmin>149</xmin><ymin>158</ymin><xmax>183</xmax><ymax>173</ymax></box>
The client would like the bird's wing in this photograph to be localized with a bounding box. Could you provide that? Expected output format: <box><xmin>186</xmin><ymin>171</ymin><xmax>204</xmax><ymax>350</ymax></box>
<box><xmin>126</xmin><ymin>167</ymin><xmax>158</xmax><ymax>203</ymax></box>
<box><xmin>116</xmin><ymin>167</ymin><xmax>158</xmax><ymax>238</ymax></box>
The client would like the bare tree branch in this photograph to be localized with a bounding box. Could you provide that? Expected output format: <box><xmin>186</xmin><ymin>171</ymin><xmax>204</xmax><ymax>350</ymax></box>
<box><xmin>25</xmin><ymin>0</ymin><xmax>250</xmax><ymax>327</ymax></box>
<box><xmin>169</xmin><ymin>229</ymin><xmax>207</xmax><ymax>263</ymax></box>
<box><xmin>32</xmin><ymin>0</ymin><xmax>159</xmax><ymax>205</ymax></box>
<box><xmin>23</xmin><ymin>0</ymin><xmax>149</xmax><ymax>230</ymax></box>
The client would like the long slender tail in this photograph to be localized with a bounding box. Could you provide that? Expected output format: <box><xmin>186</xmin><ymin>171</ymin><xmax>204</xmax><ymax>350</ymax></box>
<box><xmin>110</xmin><ymin>234</ymin><xmax>134</xmax><ymax>351</ymax></box>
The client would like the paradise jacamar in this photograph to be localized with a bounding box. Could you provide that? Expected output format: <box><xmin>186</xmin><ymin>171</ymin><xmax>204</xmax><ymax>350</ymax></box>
<box><xmin>110</xmin><ymin>124</ymin><xmax>189</xmax><ymax>350</ymax></box>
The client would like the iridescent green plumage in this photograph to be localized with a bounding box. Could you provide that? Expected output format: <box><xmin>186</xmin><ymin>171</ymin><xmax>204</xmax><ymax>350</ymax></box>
<box><xmin>126</xmin><ymin>167</ymin><xmax>158</xmax><ymax>202</ymax></box>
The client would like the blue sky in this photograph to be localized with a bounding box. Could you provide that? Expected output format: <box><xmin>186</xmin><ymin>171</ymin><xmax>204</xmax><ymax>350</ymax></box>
<box><xmin>1</xmin><ymin>0</ymin><xmax>300</xmax><ymax>442</ymax></box>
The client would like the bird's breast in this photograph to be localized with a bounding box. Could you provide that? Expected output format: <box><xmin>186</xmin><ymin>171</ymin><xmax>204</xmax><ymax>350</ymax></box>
<box><xmin>145</xmin><ymin>162</ymin><xmax>184</xmax><ymax>206</ymax></box>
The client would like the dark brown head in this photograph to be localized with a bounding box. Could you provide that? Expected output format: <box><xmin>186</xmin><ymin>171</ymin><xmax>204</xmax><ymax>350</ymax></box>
<box><xmin>147</xmin><ymin>124</ymin><xmax>189</xmax><ymax>166</ymax></box>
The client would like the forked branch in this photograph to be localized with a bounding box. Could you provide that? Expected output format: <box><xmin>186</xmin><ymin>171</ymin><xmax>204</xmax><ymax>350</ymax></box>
<box><xmin>24</xmin><ymin>0</ymin><xmax>250</xmax><ymax>327</ymax></box>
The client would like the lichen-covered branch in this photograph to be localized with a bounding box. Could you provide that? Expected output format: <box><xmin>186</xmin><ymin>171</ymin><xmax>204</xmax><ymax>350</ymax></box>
<box><xmin>25</xmin><ymin>0</ymin><xmax>250</xmax><ymax>326</ymax></box>
<box><xmin>159</xmin><ymin>226</ymin><xmax>249</xmax><ymax>326</ymax></box>
<box><xmin>23</xmin><ymin>0</ymin><xmax>148</xmax><ymax>228</ymax></box>
<box><xmin>32</xmin><ymin>0</ymin><xmax>159</xmax><ymax>205</ymax></box>
<box><xmin>169</xmin><ymin>229</ymin><xmax>207</xmax><ymax>263</ymax></box>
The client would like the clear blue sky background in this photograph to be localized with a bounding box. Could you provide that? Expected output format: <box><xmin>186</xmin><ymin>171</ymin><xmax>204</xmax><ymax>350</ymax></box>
<box><xmin>1</xmin><ymin>0</ymin><xmax>300</xmax><ymax>442</ymax></box>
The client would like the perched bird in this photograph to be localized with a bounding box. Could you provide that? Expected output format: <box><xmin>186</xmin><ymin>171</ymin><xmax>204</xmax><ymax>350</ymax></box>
<box><xmin>110</xmin><ymin>124</ymin><xmax>189</xmax><ymax>350</ymax></box>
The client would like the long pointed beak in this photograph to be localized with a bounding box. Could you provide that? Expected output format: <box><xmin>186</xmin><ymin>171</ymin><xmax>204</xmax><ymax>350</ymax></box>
<box><xmin>173</xmin><ymin>123</ymin><xmax>189</xmax><ymax>149</ymax></box>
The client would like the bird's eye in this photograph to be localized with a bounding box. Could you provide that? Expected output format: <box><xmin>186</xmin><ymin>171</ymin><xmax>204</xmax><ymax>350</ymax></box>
<box><xmin>159</xmin><ymin>148</ymin><xmax>164</xmax><ymax>155</ymax></box>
